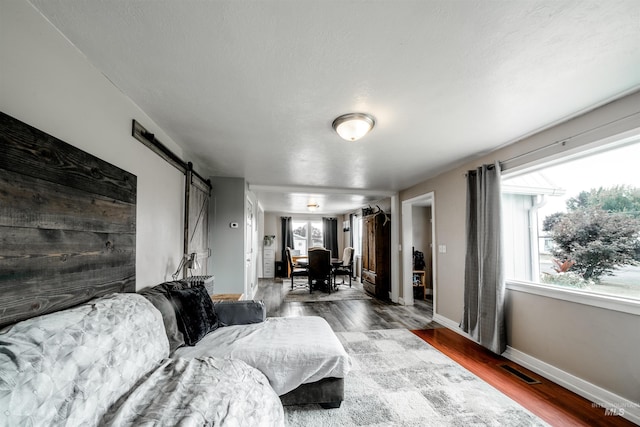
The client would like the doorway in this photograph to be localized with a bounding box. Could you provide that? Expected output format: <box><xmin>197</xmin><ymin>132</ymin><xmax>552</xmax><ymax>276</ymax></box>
<box><xmin>401</xmin><ymin>192</ymin><xmax>436</xmax><ymax>316</ymax></box>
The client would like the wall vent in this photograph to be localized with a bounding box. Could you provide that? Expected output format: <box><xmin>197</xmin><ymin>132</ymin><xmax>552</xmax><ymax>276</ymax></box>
<box><xmin>500</xmin><ymin>364</ymin><xmax>541</xmax><ymax>385</ymax></box>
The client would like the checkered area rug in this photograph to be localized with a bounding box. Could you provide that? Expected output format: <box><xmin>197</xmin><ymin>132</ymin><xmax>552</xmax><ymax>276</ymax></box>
<box><xmin>284</xmin><ymin>329</ymin><xmax>547</xmax><ymax>426</ymax></box>
<box><xmin>283</xmin><ymin>280</ymin><xmax>372</xmax><ymax>303</ymax></box>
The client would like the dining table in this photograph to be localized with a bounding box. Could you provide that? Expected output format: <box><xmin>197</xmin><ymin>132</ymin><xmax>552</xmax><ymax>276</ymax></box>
<box><xmin>296</xmin><ymin>257</ymin><xmax>342</xmax><ymax>267</ymax></box>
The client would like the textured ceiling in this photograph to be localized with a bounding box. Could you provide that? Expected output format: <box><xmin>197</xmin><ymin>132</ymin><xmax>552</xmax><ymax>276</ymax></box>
<box><xmin>29</xmin><ymin>0</ymin><xmax>640</xmax><ymax>214</ymax></box>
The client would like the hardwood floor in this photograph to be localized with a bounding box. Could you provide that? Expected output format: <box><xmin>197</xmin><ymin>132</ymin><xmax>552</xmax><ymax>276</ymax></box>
<box><xmin>255</xmin><ymin>278</ymin><xmax>438</xmax><ymax>332</ymax></box>
<box><xmin>255</xmin><ymin>278</ymin><xmax>636</xmax><ymax>427</ymax></box>
<box><xmin>413</xmin><ymin>328</ymin><xmax>636</xmax><ymax>427</ymax></box>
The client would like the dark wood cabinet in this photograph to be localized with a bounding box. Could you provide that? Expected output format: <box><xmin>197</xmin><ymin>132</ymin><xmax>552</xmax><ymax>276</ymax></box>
<box><xmin>361</xmin><ymin>213</ymin><xmax>390</xmax><ymax>300</ymax></box>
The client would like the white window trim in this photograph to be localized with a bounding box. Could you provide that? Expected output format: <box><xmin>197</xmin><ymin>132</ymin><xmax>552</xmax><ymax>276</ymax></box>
<box><xmin>506</xmin><ymin>280</ymin><xmax>640</xmax><ymax>316</ymax></box>
<box><xmin>291</xmin><ymin>219</ymin><xmax>323</xmax><ymax>255</ymax></box>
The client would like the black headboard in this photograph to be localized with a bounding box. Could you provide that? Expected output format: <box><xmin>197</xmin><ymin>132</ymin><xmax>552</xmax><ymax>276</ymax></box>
<box><xmin>0</xmin><ymin>112</ymin><xmax>137</xmax><ymax>328</ymax></box>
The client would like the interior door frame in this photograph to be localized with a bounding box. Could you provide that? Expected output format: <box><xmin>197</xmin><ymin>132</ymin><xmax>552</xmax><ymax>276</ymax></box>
<box><xmin>401</xmin><ymin>192</ymin><xmax>436</xmax><ymax>313</ymax></box>
<box><xmin>245</xmin><ymin>196</ymin><xmax>256</xmax><ymax>298</ymax></box>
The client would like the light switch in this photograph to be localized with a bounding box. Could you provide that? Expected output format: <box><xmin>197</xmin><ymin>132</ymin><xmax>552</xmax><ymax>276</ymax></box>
<box><xmin>438</xmin><ymin>244</ymin><xmax>447</xmax><ymax>253</ymax></box>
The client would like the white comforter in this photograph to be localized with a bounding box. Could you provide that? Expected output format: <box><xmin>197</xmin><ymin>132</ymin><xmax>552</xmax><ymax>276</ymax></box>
<box><xmin>173</xmin><ymin>316</ymin><xmax>352</xmax><ymax>395</ymax></box>
<box><xmin>0</xmin><ymin>294</ymin><xmax>285</xmax><ymax>427</ymax></box>
<box><xmin>0</xmin><ymin>294</ymin><xmax>169</xmax><ymax>426</ymax></box>
<box><xmin>102</xmin><ymin>357</ymin><xmax>284</xmax><ymax>427</ymax></box>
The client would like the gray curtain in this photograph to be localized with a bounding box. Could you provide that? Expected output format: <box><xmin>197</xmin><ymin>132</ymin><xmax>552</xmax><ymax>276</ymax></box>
<box><xmin>461</xmin><ymin>161</ymin><xmax>506</xmax><ymax>354</ymax></box>
<box><xmin>349</xmin><ymin>213</ymin><xmax>354</xmax><ymax>248</ymax></box>
<box><xmin>281</xmin><ymin>216</ymin><xmax>293</xmax><ymax>261</ymax></box>
<box><xmin>322</xmin><ymin>217</ymin><xmax>338</xmax><ymax>258</ymax></box>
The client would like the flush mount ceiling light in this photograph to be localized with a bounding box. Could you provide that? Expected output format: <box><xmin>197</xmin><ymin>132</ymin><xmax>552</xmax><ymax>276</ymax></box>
<box><xmin>332</xmin><ymin>113</ymin><xmax>375</xmax><ymax>141</ymax></box>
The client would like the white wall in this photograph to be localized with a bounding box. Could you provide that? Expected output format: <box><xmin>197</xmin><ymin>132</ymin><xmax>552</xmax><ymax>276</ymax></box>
<box><xmin>1</xmin><ymin>0</ymin><xmax>186</xmax><ymax>290</ymax></box>
<box><xmin>400</xmin><ymin>91</ymin><xmax>640</xmax><ymax>419</ymax></box>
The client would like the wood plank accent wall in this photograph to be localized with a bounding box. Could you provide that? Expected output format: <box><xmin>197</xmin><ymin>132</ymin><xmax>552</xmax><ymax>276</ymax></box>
<box><xmin>0</xmin><ymin>112</ymin><xmax>137</xmax><ymax>327</ymax></box>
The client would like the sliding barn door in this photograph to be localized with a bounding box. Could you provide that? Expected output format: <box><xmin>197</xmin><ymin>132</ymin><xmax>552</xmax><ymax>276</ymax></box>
<box><xmin>184</xmin><ymin>168</ymin><xmax>211</xmax><ymax>276</ymax></box>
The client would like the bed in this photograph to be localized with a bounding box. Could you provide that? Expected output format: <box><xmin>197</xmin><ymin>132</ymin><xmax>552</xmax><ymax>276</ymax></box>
<box><xmin>0</xmin><ymin>112</ymin><xmax>349</xmax><ymax>414</ymax></box>
<box><xmin>0</xmin><ymin>293</ymin><xmax>285</xmax><ymax>426</ymax></box>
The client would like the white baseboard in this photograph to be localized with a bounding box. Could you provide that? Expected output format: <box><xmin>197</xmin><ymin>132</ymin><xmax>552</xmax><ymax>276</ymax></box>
<box><xmin>503</xmin><ymin>346</ymin><xmax>640</xmax><ymax>424</ymax></box>
<box><xmin>431</xmin><ymin>314</ymin><xmax>640</xmax><ymax>425</ymax></box>
<box><xmin>433</xmin><ymin>314</ymin><xmax>469</xmax><ymax>337</ymax></box>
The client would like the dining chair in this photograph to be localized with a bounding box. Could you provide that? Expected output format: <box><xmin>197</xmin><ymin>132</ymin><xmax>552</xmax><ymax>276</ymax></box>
<box><xmin>285</xmin><ymin>247</ymin><xmax>308</xmax><ymax>290</ymax></box>
<box><xmin>308</xmin><ymin>247</ymin><xmax>332</xmax><ymax>293</ymax></box>
<box><xmin>333</xmin><ymin>247</ymin><xmax>354</xmax><ymax>288</ymax></box>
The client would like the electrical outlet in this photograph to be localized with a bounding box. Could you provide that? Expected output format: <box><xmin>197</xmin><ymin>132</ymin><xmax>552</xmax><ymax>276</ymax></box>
<box><xmin>438</xmin><ymin>244</ymin><xmax>447</xmax><ymax>253</ymax></box>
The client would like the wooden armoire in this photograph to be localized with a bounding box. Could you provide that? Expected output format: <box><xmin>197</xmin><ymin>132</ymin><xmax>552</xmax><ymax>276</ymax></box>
<box><xmin>361</xmin><ymin>212</ymin><xmax>390</xmax><ymax>300</ymax></box>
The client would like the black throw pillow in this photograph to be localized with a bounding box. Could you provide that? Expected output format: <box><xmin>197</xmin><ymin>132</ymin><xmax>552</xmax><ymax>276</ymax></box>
<box><xmin>169</xmin><ymin>285</ymin><xmax>219</xmax><ymax>346</ymax></box>
<box><xmin>156</xmin><ymin>280</ymin><xmax>192</xmax><ymax>291</ymax></box>
<box><xmin>139</xmin><ymin>287</ymin><xmax>185</xmax><ymax>352</ymax></box>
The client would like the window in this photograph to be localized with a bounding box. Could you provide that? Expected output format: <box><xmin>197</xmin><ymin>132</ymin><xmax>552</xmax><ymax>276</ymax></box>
<box><xmin>502</xmin><ymin>137</ymin><xmax>640</xmax><ymax>303</ymax></box>
<box><xmin>353</xmin><ymin>214</ymin><xmax>362</xmax><ymax>257</ymax></box>
<box><xmin>291</xmin><ymin>220</ymin><xmax>323</xmax><ymax>256</ymax></box>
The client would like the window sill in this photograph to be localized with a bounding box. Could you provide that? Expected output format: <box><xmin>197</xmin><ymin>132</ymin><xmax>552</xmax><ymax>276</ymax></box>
<box><xmin>506</xmin><ymin>280</ymin><xmax>640</xmax><ymax>316</ymax></box>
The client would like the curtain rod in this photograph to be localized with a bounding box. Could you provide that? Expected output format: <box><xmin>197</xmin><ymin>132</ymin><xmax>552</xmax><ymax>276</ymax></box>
<box><xmin>465</xmin><ymin>161</ymin><xmax>499</xmax><ymax>177</ymax></box>
<box><xmin>500</xmin><ymin>110</ymin><xmax>640</xmax><ymax>166</ymax></box>
<box><xmin>463</xmin><ymin>110</ymin><xmax>640</xmax><ymax>178</ymax></box>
